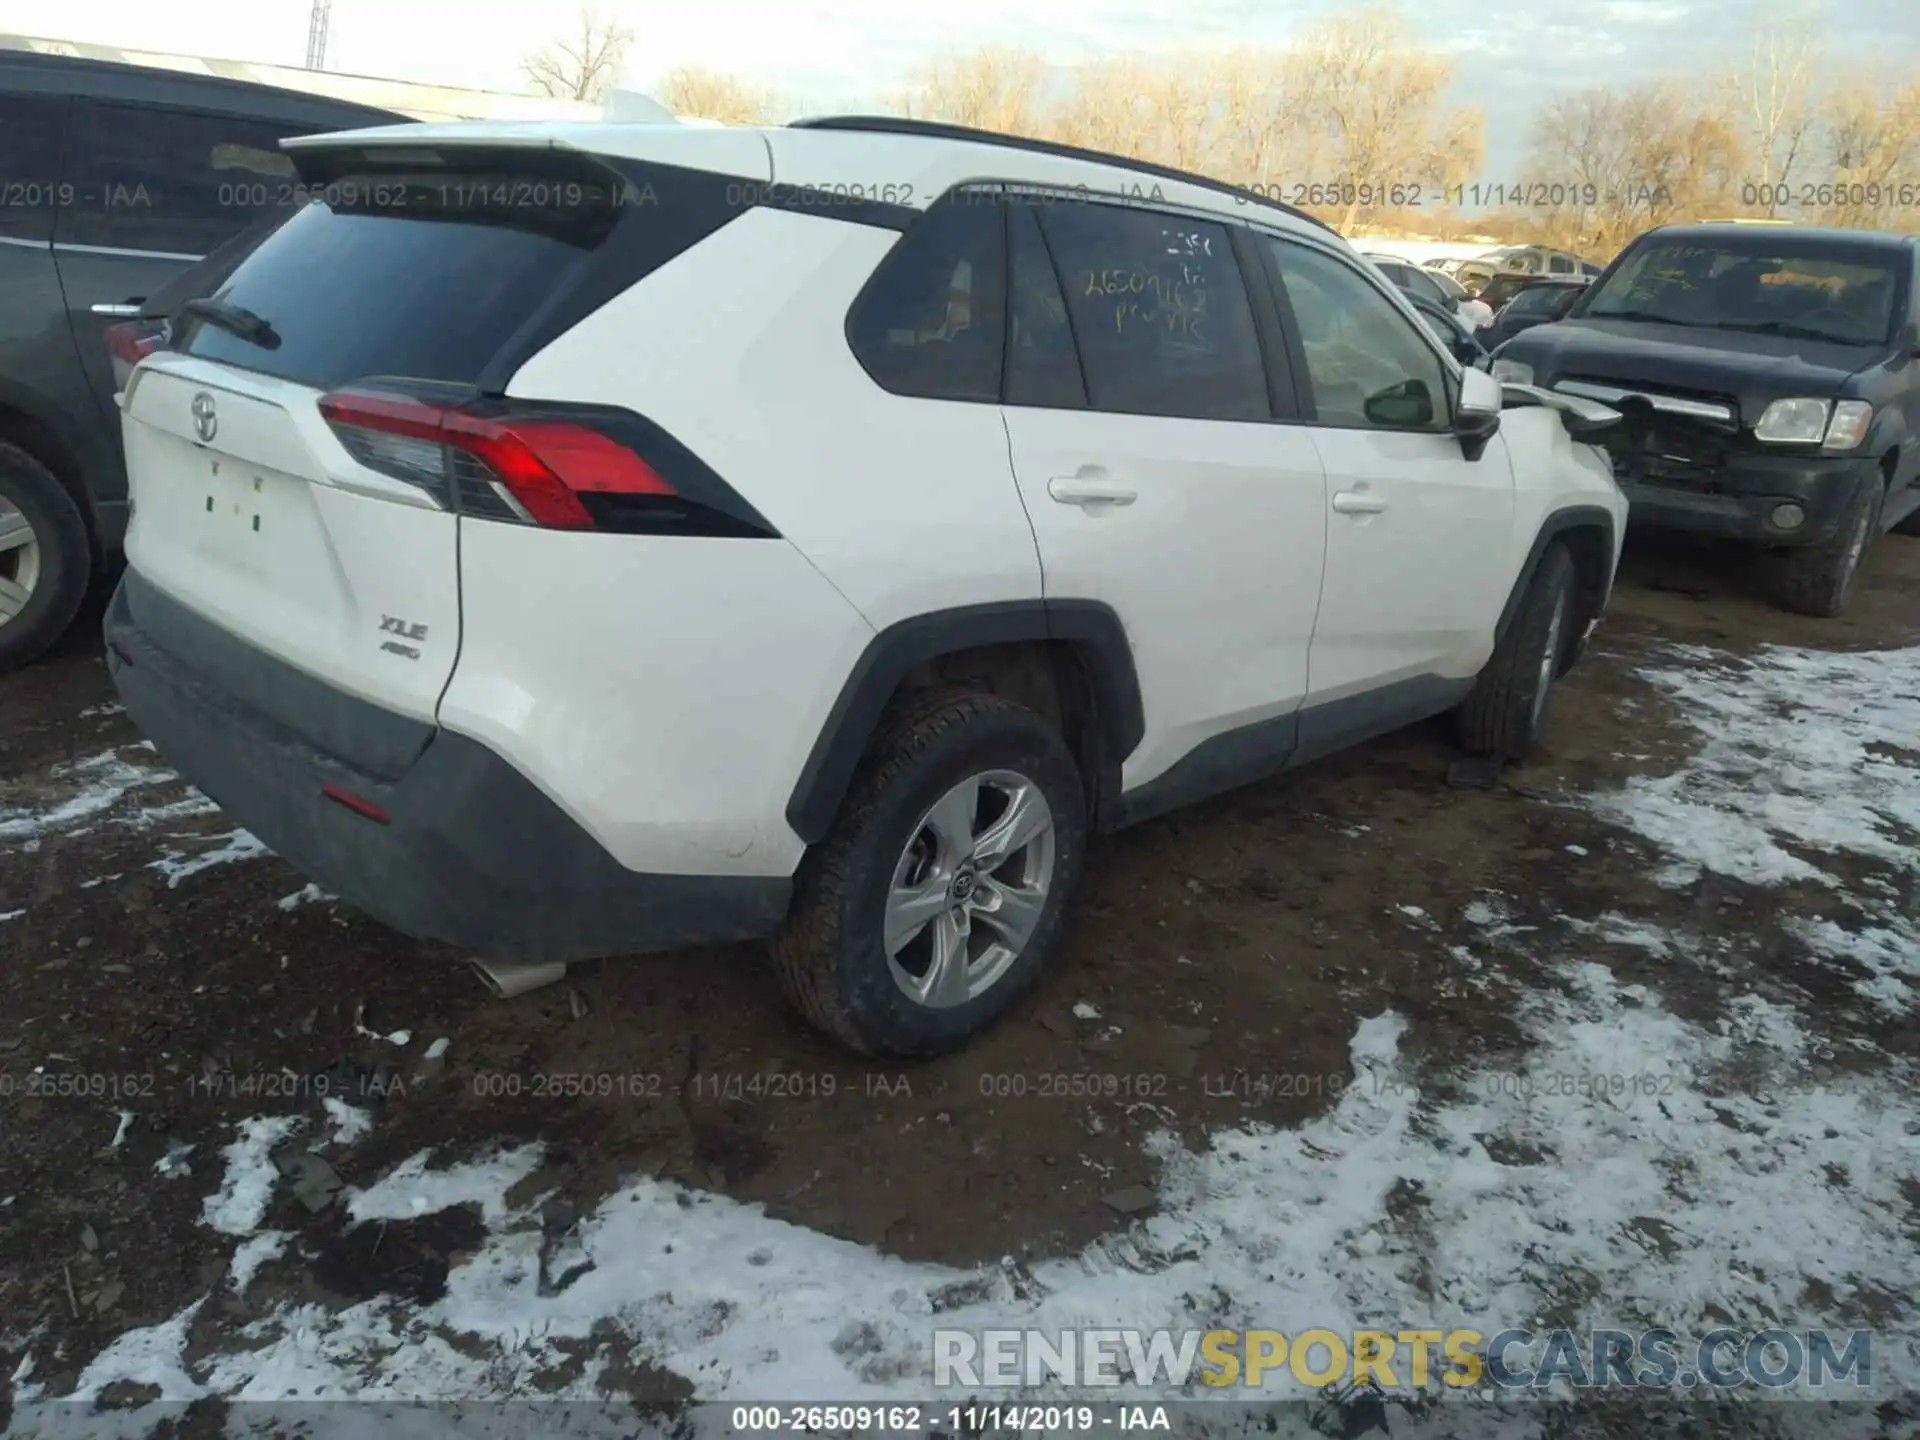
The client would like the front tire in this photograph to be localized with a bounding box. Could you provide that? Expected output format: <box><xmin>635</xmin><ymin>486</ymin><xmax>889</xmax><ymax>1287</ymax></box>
<box><xmin>1774</xmin><ymin>475</ymin><xmax>1878</xmax><ymax>617</ymax></box>
<box><xmin>0</xmin><ymin>441</ymin><xmax>92</xmax><ymax>674</ymax></box>
<box><xmin>1455</xmin><ymin>542</ymin><xmax>1576</xmax><ymax>760</ymax></box>
<box><xmin>772</xmin><ymin>691</ymin><xmax>1087</xmax><ymax>1057</ymax></box>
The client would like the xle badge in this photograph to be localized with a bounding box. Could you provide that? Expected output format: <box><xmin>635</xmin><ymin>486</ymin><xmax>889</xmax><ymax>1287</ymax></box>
<box><xmin>379</xmin><ymin>614</ymin><xmax>427</xmax><ymax>660</ymax></box>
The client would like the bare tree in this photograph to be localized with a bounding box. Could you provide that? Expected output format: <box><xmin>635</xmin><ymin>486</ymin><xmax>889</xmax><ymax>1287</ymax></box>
<box><xmin>1524</xmin><ymin>81</ymin><xmax>1741</xmax><ymax>257</ymax></box>
<box><xmin>1048</xmin><ymin>56</ymin><xmax>1167</xmax><ymax>162</ymax></box>
<box><xmin>897</xmin><ymin>46</ymin><xmax>1053</xmax><ymax>138</ymax></box>
<box><xmin>1291</xmin><ymin>7</ymin><xmax>1483</xmax><ymax>230</ymax></box>
<box><xmin>1816</xmin><ymin>77</ymin><xmax>1920</xmax><ymax>227</ymax></box>
<box><xmin>657</xmin><ymin>65</ymin><xmax>778</xmax><ymax>124</ymax></box>
<box><xmin>524</xmin><ymin>7</ymin><xmax>634</xmax><ymax>104</ymax></box>
<box><xmin>1724</xmin><ymin>9</ymin><xmax>1827</xmax><ymax>213</ymax></box>
<box><xmin>1209</xmin><ymin>47</ymin><xmax>1327</xmax><ymax>194</ymax></box>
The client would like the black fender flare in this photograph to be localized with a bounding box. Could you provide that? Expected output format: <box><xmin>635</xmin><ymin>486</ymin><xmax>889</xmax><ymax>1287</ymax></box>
<box><xmin>1494</xmin><ymin>505</ymin><xmax>1619</xmax><ymax>651</ymax></box>
<box><xmin>1864</xmin><ymin>412</ymin><xmax>1915</xmax><ymax>488</ymax></box>
<box><xmin>784</xmin><ymin>599</ymin><xmax>1144</xmax><ymax>845</ymax></box>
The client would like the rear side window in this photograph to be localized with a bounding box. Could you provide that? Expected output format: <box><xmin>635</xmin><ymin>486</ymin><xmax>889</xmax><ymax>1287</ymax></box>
<box><xmin>60</xmin><ymin>101</ymin><xmax>305</xmax><ymax>256</ymax></box>
<box><xmin>1006</xmin><ymin>204</ymin><xmax>1086</xmax><ymax>409</ymax></box>
<box><xmin>1037</xmin><ymin>202</ymin><xmax>1269</xmax><ymax>422</ymax></box>
<box><xmin>179</xmin><ymin>165</ymin><xmax>639</xmax><ymax>389</ymax></box>
<box><xmin>1400</xmin><ymin>267</ymin><xmax>1448</xmax><ymax>305</ymax></box>
<box><xmin>847</xmin><ymin>193</ymin><xmax>1007</xmax><ymax>403</ymax></box>
<box><xmin>0</xmin><ymin>94</ymin><xmax>65</xmax><ymax>243</ymax></box>
<box><xmin>1506</xmin><ymin>285</ymin><xmax>1564</xmax><ymax>317</ymax></box>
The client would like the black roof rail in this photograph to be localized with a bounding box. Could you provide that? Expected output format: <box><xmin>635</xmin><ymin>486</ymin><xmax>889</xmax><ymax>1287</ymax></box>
<box><xmin>786</xmin><ymin>114</ymin><xmax>1338</xmax><ymax>236</ymax></box>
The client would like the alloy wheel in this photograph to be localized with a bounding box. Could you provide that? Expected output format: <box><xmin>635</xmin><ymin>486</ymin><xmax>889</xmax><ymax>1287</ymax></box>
<box><xmin>883</xmin><ymin>769</ymin><xmax>1057</xmax><ymax>1009</ymax></box>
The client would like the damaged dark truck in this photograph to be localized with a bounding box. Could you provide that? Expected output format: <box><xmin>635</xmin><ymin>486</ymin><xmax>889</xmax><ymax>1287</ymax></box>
<box><xmin>1490</xmin><ymin>223</ymin><xmax>1920</xmax><ymax>616</ymax></box>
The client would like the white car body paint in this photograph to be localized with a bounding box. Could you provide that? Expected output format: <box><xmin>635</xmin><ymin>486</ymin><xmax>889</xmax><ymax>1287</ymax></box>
<box><xmin>114</xmin><ymin>119</ymin><xmax>1628</xmax><ymax>910</ymax></box>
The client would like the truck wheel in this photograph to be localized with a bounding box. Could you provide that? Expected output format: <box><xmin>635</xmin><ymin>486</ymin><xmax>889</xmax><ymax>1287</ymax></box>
<box><xmin>1774</xmin><ymin>475</ymin><xmax>1878</xmax><ymax>618</ymax></box>
<box><xmin>0</xmin><ymin>441</ymin><xmax>91</xmax><ymax>673</ymax></box>
<box><xmin>772</xmin><ymin>691</ymin><xmax>1087</xmax><ymax>1057</ymax></box>
<box><xmin>1455</xmin><ymin>542</ymin><xmax>1575</xmax><ymax>761</ymax></box>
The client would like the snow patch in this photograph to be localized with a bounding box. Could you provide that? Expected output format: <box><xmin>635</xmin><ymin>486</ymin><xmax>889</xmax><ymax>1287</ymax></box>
<box><xmin>201</xmin><ymin>1116</ymin><xmax>299</xmax><ymax>1235</ymax></box>
<box><xmin>344</xmin><ymin>1147</ymin><xmax>545</xmax><ymax>1228</ymax></box>
<box><xmin>0</xmin><ymin>748</ymin><xmax>176</xmax><ymax>842</ymax></box>
<box><xmin>1588</xmin><ymin>643</ymin><xmax>1920</xmax><ymax>888</ymax></box>
<box><xmin>229</xmin><ymin>1232</ymin><xmax>290</xmax><ymax>1294</ymax></box>
<box><xmin>16</xmin><ymin>982</ymin><xmax>1915</xmax><ymax>1412</ymax></box>
<box><xmin>322</xmin><ymin>1098</ymin><xmax>373</xmax><ymax>1147</ymax></box>
<box><xmin>149</xmin><ymin>828</ymin><xmax>271</xmax><ymax>887</ymax></box>
<box><xmin>277</xmin><ymin>881</ymin><xmax>335</xmax><ymax>910</ymax></box>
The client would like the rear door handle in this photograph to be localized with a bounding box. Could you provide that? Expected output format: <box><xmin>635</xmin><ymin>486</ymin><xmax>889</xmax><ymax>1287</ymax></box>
<box><xmin>91</xmin><ymin>303</ymin><xmax>143</xmax><ymax>318</ymax></box>
<box><xmin>1331</xmin><ymin>490</ymin><xmax>1389</xmax><ymax>515</ymax></box>
<box><xmin>1048</xmin><ymin>477</ymin><xmax>1138</xmax><ymax>507</ymax></box>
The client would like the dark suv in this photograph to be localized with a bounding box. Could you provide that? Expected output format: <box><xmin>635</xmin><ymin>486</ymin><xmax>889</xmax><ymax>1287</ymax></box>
<box><xmin>1493</xmin><ymin>223</ymin><xmax>1920</xmax><ymax>617</ymax></box>
<box><xmin>0</xmin><ymin>51</ymin><xmax>398</xmax><ymax>669</ymax></box>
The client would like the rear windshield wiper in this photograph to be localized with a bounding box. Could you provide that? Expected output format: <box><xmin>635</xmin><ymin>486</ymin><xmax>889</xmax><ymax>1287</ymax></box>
<box><xmin>180</xmin><ymin>297</ymin><xmax>282</xmax><ymax>351</ymax></box>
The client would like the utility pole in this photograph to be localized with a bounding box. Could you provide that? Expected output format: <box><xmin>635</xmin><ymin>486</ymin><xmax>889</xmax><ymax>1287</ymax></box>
<box><xmin>305</xmin><ymin>0</ymin><xmax>331</xmax><ymax>69</ymax></box>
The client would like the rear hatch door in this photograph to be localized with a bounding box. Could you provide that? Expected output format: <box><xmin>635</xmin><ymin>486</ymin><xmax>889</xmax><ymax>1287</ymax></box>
<box><xmin>119</xmin><ymin>140</ymin><xmax>644</xmax><ymax>733</ymax></box>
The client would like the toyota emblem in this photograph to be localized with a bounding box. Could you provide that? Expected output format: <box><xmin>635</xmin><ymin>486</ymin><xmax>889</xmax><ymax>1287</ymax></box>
<box><xmin>191</xmin><ymin>391</ymin><xmax>217</xmax><ymax>443</ymax></box>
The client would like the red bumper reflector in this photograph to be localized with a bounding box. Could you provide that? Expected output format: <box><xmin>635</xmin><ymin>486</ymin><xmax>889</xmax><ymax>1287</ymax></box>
<box><xmin>322</xmin><ymin>782</ymin><xmax>391</xmax><ymax>825</ymax></box>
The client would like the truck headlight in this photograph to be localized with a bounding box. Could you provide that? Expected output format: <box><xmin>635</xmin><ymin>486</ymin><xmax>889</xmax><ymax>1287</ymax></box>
<box><xmin>1823</xmin><ymin>400</ymin><xmax>1873</xmax><ymax>450</ymax></box>
<box><xmin>1491</xmin><ymin>358</ymin><xmax>1534</xmax><ymax>385</ymax></box>
<box><xmin>1753</xmin><ymin>398</ymin><xmax>1830</xmax><ymax>443</ymax></box>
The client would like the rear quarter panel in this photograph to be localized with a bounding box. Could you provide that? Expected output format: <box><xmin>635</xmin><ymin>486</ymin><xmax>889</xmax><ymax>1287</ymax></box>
<box><xmin>490</xmin><ymin>204</ymin><xmax>1043</xmax><ymax>875</ymax></box>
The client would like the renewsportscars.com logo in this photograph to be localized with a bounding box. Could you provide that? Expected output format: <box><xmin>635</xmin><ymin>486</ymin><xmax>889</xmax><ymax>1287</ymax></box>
<box><xmin>932</xmin><ymin>1327</ymin><xmax>1873</xmax><ymax>1392</ymax></box>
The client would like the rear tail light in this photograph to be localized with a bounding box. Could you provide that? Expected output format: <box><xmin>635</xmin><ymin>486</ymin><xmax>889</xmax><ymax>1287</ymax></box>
<box><xmin>317</xmin><ymin>389</ymin><xmax>676</xmax><ymax>531</ymax></box>
<box><xmin>105</xmin><ymin>320</ymin><xmax>165</xmax><ymax>367</ymax></box>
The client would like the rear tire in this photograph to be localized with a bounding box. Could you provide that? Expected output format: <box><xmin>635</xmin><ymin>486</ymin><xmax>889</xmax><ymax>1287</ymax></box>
<box><xmin>1774</xmin><ymin>474</ymin><xmax>1878</xmax><ymax>617</ymax></box>
<box><xmin>771</xmin><ymin>691</ymin><xmax>1087</xmax><ymax>1057</ymax></box>
<box><xmin>0</xmin><ymin>441</ymin><xmax>91</xmax><ymax>674</ymax></box>
<box><xmin>1455</xmin><ymin>542</ymin><xmax>1576</xmax><ymax>760</ymax></box>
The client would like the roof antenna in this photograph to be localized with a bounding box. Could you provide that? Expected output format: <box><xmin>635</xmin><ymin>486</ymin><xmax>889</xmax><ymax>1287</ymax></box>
<box><xmin>305</xmin><ymin>0</ymin><xmax>331</xmax><ymax>70</ymax></box>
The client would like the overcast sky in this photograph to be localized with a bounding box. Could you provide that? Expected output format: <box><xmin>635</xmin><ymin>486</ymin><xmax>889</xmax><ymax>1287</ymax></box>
<box><xmin>3</xmin><ymin>0</ymin><xmax>1916</xmax><ymax>175</ymax></box>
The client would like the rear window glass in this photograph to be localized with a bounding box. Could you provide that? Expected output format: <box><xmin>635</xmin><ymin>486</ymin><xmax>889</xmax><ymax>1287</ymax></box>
<box><xmin>179</xmin><ymin>170</ymin><xmax>622</xmax><ymax>389</ymax></box>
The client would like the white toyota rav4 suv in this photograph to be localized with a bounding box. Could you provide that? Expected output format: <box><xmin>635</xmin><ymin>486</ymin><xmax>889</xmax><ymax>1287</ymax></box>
<box><xmin>106</xmin><ymin>116</ymin><xmax>1627</xmax><ymax>1056</ymax></box>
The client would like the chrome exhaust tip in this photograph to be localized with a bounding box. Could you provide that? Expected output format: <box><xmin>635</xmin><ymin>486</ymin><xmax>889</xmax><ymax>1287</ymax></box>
<box><xmin>468</xmin><ymin>957</ymin><xmax>569</xmax><ymax>999</ymax></box>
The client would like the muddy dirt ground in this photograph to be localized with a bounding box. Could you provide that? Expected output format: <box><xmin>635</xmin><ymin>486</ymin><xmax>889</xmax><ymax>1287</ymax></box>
<box><xmin>2</xmin><ymin>530</ymin><xmax>1918</xmax><ymax>1413</ymax></box>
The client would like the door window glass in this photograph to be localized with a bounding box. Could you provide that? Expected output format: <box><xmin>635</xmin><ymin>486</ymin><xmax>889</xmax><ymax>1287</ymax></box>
<box><xmin>1037</xmin><ymin>201</ymin><xmax>1269</xmax><ymax>421</ymax></box>
<box><xmin>1267</xmin><ymin>237</ymin><xmax>1451</xmax><ymax>431</ymax></box>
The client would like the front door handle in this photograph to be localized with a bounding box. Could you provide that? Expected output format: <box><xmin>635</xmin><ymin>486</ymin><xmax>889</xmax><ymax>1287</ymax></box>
<box><xmin>91</xmin><ymin>303</ymin><xmax>142</xmax><ymax>317</ymax></box>
<box><xmin>1331</xmin><ymin>490</ymin><xmax>1389</xmax><ymax>515</ymax></box>
<box><xmin>1049</xmin><ymin>477</ymin><xmax>1138</xmax><ymax>507</ymax></box>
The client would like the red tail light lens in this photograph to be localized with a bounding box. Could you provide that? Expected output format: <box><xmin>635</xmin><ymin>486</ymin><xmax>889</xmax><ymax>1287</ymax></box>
<box><xmin>317</xmin><ymin>389</ymin><xmax>675</xmax><ymax>529</ymax></box>
<box><xmin>106</xmin><ymin>321</ymin><xmax>164</xmax><ymax>366</ymax></box>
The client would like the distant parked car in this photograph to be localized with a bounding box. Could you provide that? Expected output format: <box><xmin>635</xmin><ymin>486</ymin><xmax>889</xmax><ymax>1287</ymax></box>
<box><xmin>1404</xmin><ymin>291</ymin><xmax>1491</xmax><ymax>369</ymax></box>
<box><xmin>1478</xmin><ymin>277</ymin><xmax>1590</xmax><ymax>350</ymax></box>
<box><xmin>1418</xmin><ymin>265</ymin><xmax>1496</xmax><ymax>329</ymax></box>
<box><xmin>1493</xmin><ymin>222</ymin><xmax>1920</xmax><ymax>617</ymax></box>
<box><xmin>1475</xmin><ymin>270</ymin><xmax>1590</xmax><ymax>318</ymax></box>
<box><xmin>0</xmin><ymin>51</ymin><xmax>400</xmax><ymax>671</ymax></box>
<box><xmin>1456</xmin><ymin>245</ymin><xmax>1591</xmax><ymax>292</ymax></box>
<box><xmin>1362</xmin><ymin>254</ymin><xmax>1494</xmax><ymax>330</ymax></box>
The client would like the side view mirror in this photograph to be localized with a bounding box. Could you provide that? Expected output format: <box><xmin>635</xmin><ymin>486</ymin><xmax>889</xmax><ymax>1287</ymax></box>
<box><xmin>1455</xmin><ymin>367</ymin><xmax>1503</xmax><ymax>461</ymax></box>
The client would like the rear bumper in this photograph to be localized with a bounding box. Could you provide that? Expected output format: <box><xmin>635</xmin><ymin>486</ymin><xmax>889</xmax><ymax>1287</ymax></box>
<box><xmin>1618</xmin><ymin>453</ymin><xmax>1878</xmax><ymax>547</ymax></box>
<box><xmin>104</xmin><ymin>569</ymin><xmax>791</xmax><ymax>963</ymax></box>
